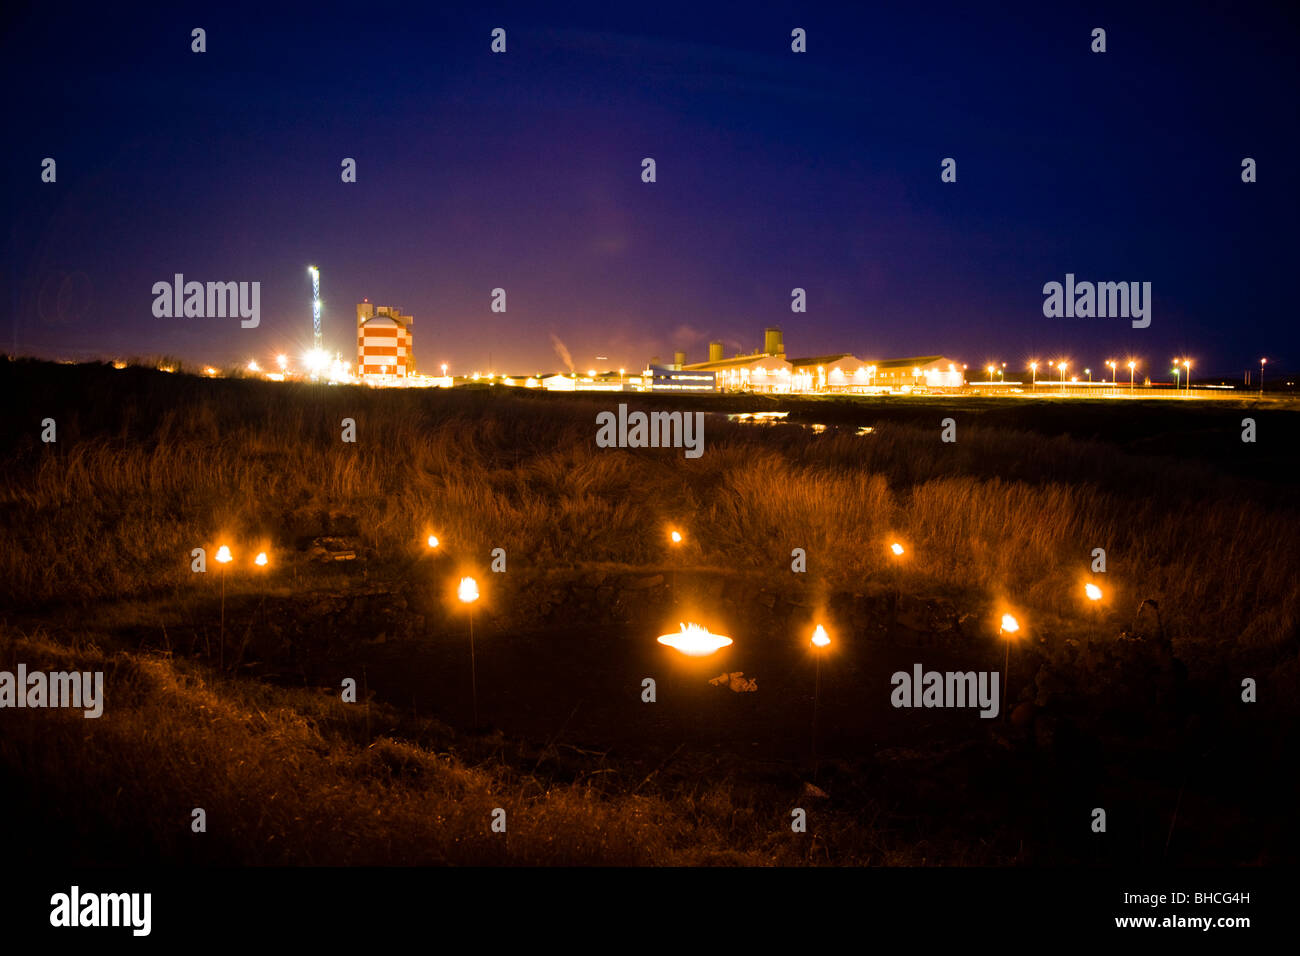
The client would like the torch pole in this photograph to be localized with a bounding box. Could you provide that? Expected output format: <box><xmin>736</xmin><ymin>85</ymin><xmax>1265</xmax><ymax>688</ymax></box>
<box><xmin>469</xmin><ymin>610</ymin><xmax>478</xmax><ymax>727</ymax></box>
<box><xmin>219</xmin><ymin>568</ymin><xmax>226</xmax><ymax>671</ymax></box>
<box><xmin>812</xmin><ymin>655</ymin><xmax>822</xmax><ymax>778</ymax></box>
<box><xmin>1002</xmin><ymin>633</ymin><xmax>1010</xmax><ymax>722</ymax></box>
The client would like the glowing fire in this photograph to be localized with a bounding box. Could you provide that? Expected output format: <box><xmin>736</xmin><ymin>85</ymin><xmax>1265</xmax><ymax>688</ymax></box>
<box><xmin>458</xmin><ymin>577</ymin><xmax>479</xmax><ymax>603</ymax></box>
<box><xmin>810</xmin><ymin>624</ymin><xmax>830</xmax><ymax>648</ymax></box>
<box><xmin>254</xmin><ymin>552</ymin><xmax>268</xmax><ymax>567</ymax></box>
<box><xmin>1000</xmin><ymin>613</ymin><xmax>1020</xmax><ymax>634</ymax></box>
<box><xmin>658</xmin><ymin>623</ymin><xmax>732</xmax><ymax>657</ymax></box>
<box><xmin>215</xmin><ymin>545</ymin><xmax>233</xmax><ymax>564</ymax></box>
<box><xmin>890</xmin><ymin>542</ymin><xmax>904</xmax><ymax>556</ymax></box>
<box><xmin>1084</xmin><ymin>583</ymin><xmax>1102</xmax><ymax>601</ymax></box>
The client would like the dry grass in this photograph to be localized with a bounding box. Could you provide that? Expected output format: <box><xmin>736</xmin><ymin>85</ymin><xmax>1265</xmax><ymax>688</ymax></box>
<box><xmin>0</xmin><ymin>627</ymin><xmax>929</xmax><ymax>865</ymax></box>
<box><xmin>2</xmin><ymin>359</ymin><xmax>1296</xmax><ymax>650</ymax></box>
<box><xmin>3</xmin><ymin>359</ymin><xmax>1295</xmax><ymax>865</ymax></box>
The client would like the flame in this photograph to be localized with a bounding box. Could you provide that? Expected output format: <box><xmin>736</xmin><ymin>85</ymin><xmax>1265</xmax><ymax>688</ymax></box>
<box><xmin>427</xmin><ymin>535</ymin><xmax>439</xmax><ymax>549</ymax></box>
<box><xmin>811</xmin><ymin>624</ymin><xmax>830</xmax><ymax>648</ymax></box>
<box><xmin>458</xmin><ymin>577</ymin><xmax>479</xmax><ymax>603</ymax></box>
<box><xmin>1084</xmin><ymin>583</ymin><xmax>1103</xmax><ymax>601</ymax></box>
<box><xmin>215</xmin><ymin>545</ymin><xmax>233</xmax><ymax>564</ymax></box>
<box><xmin>890</xmin><ymin>542</ymin><xmax>905</xmax><ymax>556</ymax></box>
<box><xmin>658</xmin><ymin>622</ymin><xmax>732</xmax><ymax>657</ymax></box>
<box><xmin>1000</xmin><ymin>613</ymin><xmax>1020</xmax><ymax>634</ymax></box>
<box><xmin>254</xmin><ymin>552</ymin><xmax>268</xmax><ymax>567</ymax></box>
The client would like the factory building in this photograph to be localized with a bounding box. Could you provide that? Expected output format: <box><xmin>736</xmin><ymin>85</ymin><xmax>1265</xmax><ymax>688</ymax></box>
<box><xmin>682</xmin><ymin>328</ymin><xmax>792</xmax><ymax>393</ymax></box>
<box><xmin>644</xmin><ymin>366</ymin><xmax>717</xmax><ymax>392</ymax></box>
<box><xmin>864</xmin><ymin>356</ymin><xmax>965</xmax><ymax>389</ymax></box>
<box><xmin>674</xmin><ymin>328</ymin><xmax>965</xmax><ymax>393</ymax></box>
<box><xmin>356</xmin><ymin>300</ymin><xmax>414</xmax><ymax>379</ymax></box>
<box><xmin>787</xmin><ymin>354</ymin><xmax>867</xmax><ymax>392</ymax></box>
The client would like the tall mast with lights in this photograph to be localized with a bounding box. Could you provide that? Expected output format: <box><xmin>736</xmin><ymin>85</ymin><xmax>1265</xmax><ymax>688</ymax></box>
<box><xmin>308</xmin><ymin>266</ymin><xmax>322</xmax><ymax>351</ymax></box>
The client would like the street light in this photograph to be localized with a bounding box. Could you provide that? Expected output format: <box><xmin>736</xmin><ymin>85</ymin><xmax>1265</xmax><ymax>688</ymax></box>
<box><xmin>1057</xmin><ymin>361</ymin><xmax>1068</xmax><ymax>385</ymax></box>
<box><xmin>987</xmin><ymin>364</ymin><xmax>995</xmax><ymax>383</ymax></box>
<box><xmin>1106</xmin><ymin>359</ymin><xmax>1116</xmax><ymax>384</ymax></box>
<box><xmin>1085</xmin><ymin>368</ymin><xmax>1092</xmax><ymax>383</ymax></box>
<box><xmin>1128</xmin><ymin>359</ymin><xmax>1136</xmax><ymax>391</ymax></box>
<box><xmin>1172</xmin><ymin>362</ymin><xmax>1180</xmax><ymax>392</ymax></box>
<box><xmin>1182</xmin><ymin>358</ymin><xmax>1191</xmax><ymax>394</ymax></box>
<box><xmin>1030</xmin><ymin>361</ymin><xmax>1038</xmax><ymax>386</ymax></box>
<box><xmin>1260</xmin><ymin>357</ymin><xmax>1267</xmax><ymax>397</ymax></box>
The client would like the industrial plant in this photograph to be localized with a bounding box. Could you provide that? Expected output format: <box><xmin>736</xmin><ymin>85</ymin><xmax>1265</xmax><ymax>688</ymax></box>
<box><xmin>672</xmin><ymin>326</ymin><xmax>965</xmax><ymax>394</ymax></box>
<box><xmin>214</xmin><ymin>267</ymin><xmax>1243</xmax><ymax>400</ymax></box>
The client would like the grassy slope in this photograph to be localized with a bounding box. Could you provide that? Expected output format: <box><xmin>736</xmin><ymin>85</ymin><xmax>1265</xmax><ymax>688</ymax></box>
<box><xmin>0</xmin><ymin>628</ymin><xmax>927</xmax><ymax>866</ymax></box>
<box><xmin>3</xmin><ymin>359</ymin><xmax>1297</xmax><ymax>650</ymax></box>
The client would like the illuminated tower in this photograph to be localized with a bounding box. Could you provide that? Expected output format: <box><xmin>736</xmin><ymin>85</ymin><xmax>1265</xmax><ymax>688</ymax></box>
<box><xmin>308</xmin><ymin>266</ymin><xmax>322</xmax><ymax>351</ymax></box>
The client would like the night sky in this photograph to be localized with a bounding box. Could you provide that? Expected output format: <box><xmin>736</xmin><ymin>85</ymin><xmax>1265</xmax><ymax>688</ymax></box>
<box><xmin>4</xmin><ymin>1</ymin><xmax>1297</xmax><ymax>378</ymax></box>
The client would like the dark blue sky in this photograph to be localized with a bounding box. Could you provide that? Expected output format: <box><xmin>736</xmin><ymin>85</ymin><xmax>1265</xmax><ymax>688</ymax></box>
<box><xmin>4</xmin><ymin>1</ymin><xmax>1297</xmax><ymax>378</ymax></box>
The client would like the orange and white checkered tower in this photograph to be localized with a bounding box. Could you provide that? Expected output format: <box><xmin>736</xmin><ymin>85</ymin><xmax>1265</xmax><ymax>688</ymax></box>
<box><xmin>356</xmin><ymin>299</ymin><xmax>414</xmax><ymax>378</ymax></box>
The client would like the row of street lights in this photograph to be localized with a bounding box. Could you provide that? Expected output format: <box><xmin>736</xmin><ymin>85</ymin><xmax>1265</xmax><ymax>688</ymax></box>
<box><xmin>1027</xmin><ymin>359</ymin><xmax>1141</xmax><ymax>388</ymax></box>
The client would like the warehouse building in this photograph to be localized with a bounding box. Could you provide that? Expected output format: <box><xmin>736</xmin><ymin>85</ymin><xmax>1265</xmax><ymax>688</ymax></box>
<box><xmin>863</xmin><ymin>356</ymin><xmax>965</xmax><ymax>389</ymax></box>
<box><xmin>674</xmin><ymin>328</ymin><xmax>965</xmax><ymax>393</ymax></box>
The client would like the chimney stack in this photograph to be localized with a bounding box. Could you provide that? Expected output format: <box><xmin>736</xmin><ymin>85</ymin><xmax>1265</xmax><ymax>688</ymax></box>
<box><xmin>764</xmin><ymin>327</ymin><xmax>784</xmax><ymax>357</ymax></box>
